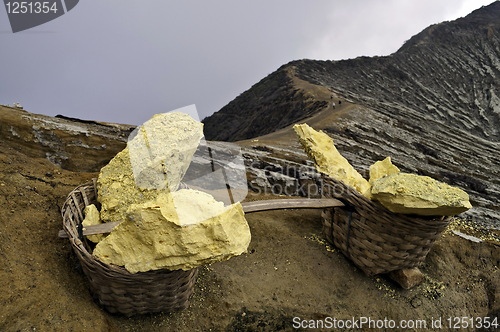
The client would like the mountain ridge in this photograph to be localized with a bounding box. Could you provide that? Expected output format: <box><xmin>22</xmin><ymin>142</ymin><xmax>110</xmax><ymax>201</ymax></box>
<box><xmin>203</xmin><ymin>2</ymin><xmax>500</xmax><ymax>227</ymax></box>
<box><xmin>204</xmin><ymin>2</ymin><xmax>500</xmax><ymax>142</ymax></box>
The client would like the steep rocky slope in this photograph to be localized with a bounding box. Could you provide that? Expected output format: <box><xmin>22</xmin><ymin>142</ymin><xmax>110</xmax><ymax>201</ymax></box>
<box><xmin>203</xmin><ymin>2</ymin><xmax>500</xmax><ymax>228</ymax></box>
<box><xmin>202</xmin><ymin>67</ymin><xmax>329</xmax><ymax>142</ymax></box>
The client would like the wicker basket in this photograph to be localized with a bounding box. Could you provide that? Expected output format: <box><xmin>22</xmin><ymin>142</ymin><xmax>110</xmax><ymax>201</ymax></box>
<box><xmin>61</xmin><ymin>179</ymin><xmax>198</xmax><ymax>316</ymax></box>
<box><xmin>320</xmin><ymin>176</ymin><xmax>451</xmax><ymax>275</ymax></box>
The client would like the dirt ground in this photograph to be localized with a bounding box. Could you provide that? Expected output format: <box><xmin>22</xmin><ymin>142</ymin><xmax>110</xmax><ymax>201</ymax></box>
<box><xmin>0</xmin><ymin>137</ymin><xmax>499</xmax><ymax>332</ymax></box>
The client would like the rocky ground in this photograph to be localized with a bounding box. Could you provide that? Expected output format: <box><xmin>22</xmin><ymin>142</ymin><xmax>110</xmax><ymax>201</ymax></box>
<box><xmin>1</xmin><ymin>107</ymin><xmax>499</xmax><ymax>331</ymax></box>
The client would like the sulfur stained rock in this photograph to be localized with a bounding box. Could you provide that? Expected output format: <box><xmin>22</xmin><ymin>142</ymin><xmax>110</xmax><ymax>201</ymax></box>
<box><xmin>93</xmin><ymin>111</ymin><xmax>251</xmax><ymax>273</ymax></box>
<box><xmin>293</xmin><ymin>123</ymin><xmax>371</xmax><ymax>198</ymax></box>
<box><xmin>293</xmin><ymin>123</ymin><xmax>471</xmax><ymax>217</ymax></box>
<box><xmin>97</xmin><ymin>112</ymin><xmax>204</xmax><ymax>222</ymax></box>
<box><xmin>127</xmin><ymin>112</ymin><xmax>204</xmax><ymax>191</ymax></box>
<box><xmin>371</xmin><ymin>173</ymin><xmax>472</xmax><ymax>216</ymax></box>
<box><xmin>92</xmin><ymin>189</ymin><xmax>251</xmax><ymax>273</ymax></box>
<box><xmin>97</xmin><ymin>148</ymin><xmax>159</xmax><ymax>222</ymax></box>
<box><xmin>82</xmin><ymin>204</ymin><xmax>104</xmax><ymax>243</ymax></box>
<box><xmin>369</xmin><ymin>157</ymin><xmax>400</xmax><ymax>185</ymax></box>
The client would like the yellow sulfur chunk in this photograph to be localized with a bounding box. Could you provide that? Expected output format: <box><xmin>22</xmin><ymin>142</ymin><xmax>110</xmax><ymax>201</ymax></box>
<box><xmin>82</xmin><ymin>204</ymin><xmax>104</xmax><ymax>243</ymax></box>
<box><xmin>371</xmin><ymin>173</ymin><xmax>472</xmax><ymax>216</ymax></box>
<box><xmin>293</xmin><ymin>123</ymin><xmax>371</xmax><ymax>198</ymax></box>
<box><xmin>369</xmin><ymin>157</ymin><xmax>400</xmax><ymax>184</ymax></box>
<box><xmin>93</xmin><ymin>189</ymin><xmax>251</xmax><ymax>273</ymax></box>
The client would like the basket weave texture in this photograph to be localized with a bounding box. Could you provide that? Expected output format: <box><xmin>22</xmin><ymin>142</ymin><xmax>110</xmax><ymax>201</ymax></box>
<box><xmin>61</xmin><ymin>180</ymin><xmax>198</xmax><ymax>316</ymax></box>
<box><xmin>320</xmin><ymin>176</ymin><xmax>451</xmax><ymax>275</ymax></box>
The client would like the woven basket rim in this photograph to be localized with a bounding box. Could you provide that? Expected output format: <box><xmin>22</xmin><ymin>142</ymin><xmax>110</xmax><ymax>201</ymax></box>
<box><xmin>61</xmin><ymin>179</ymin><xmax>191</xmax><ymax>276</ymax></box>
<box><xmin>320</xmin><ymin>174</ymin><xmax>452</xmax><ymax>275</ymax></box>
<box><xmin>320</xmin><ymin>175</ymin><xmax>450</xmax><ymax>229</ymax></box>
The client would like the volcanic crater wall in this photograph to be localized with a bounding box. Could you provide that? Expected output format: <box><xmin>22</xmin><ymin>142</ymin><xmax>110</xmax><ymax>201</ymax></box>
<box><xmin>202</xmin><ymin>67</ymin><xmax>328</xmax><ymax>141</ymax></box>
<box><xmin>203</xmin><ymin>3</ymin><xmax>500</xmax><ymax>227</ymax></box>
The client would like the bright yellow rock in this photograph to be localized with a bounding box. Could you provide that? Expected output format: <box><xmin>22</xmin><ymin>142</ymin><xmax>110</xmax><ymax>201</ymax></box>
<box><xmin>369</xmin><ymin>157</ymin><xmax>400</xmax><ymax>184</ymax></box>
<box><xmin>92</xmin><ymin>189</ymin><xmax>251</xmax><ymax>273</ymax></box>
<box><xmin>97</xmin><ymin>112</ymin><xmax>204</xmax><ymax>222</ymax></box>
<box><xmin>94</xmin><ymin>112</ymin><xmax>250</xmax><ymax>273</ymax></box>
<box><xmin>371</xmin><ymin>173</ymin><xmax>472</xmax><ymax>216</ymax></box>
<box><xmin>293</xmin><ymin>123</ymin><xmax>371</xmax><ymax>198</ymax></box>
<box><xmin>82</xmin><ymin>204</ymin><xmax>104</xmax><ymax>243</ymax></box>
<box><xmin>127</xmin><ymin>112</ymin><xmax>204</xmax><ymax>191</ymax></box>
<box><xmin>97</xmin><ymin>148</ymin><xmax>160</xmax><ymax>222</ymax></box>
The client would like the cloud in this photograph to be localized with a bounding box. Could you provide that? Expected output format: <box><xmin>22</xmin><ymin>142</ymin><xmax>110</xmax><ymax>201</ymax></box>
<box><xmin>0</xmin><ymin>0</ymin><xmax>494</xmax><ymax>125</ymax></box>
<box><xmin>307</xmin><ymin>0</ymin><xmax>492</xmax><ymax>60</ymax></box>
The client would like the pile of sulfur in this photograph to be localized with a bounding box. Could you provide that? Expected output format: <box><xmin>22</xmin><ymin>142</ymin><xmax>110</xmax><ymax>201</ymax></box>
<box><xmin>294</xmin><ymin>123</ymin><xmax>471</xmax><ymax>216</ymax></box>
<box><xmin>81</xmin><ymin>112</ymin><xmax>251</xmax><ymax>274</ymax></box>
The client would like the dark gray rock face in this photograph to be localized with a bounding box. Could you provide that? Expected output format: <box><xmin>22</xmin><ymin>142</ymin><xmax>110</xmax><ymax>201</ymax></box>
<box><xmin>202</xmin><ymin>67</ymin><xmax>328</xmax><ymax>142</ymax></box>
<box><xmin>203</xmin><ymin>3</ymin><xmax>500</xmax><ymax>228</ymax></box>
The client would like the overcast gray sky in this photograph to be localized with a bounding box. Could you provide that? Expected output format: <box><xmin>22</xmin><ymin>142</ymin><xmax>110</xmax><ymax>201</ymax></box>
<box><xmin>0</xmin><ymin>0</ymin><xmax>495</xmax><ymax>125</ymax></box>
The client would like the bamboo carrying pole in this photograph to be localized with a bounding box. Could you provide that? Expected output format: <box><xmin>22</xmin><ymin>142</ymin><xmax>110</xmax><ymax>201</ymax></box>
<box><xmin>58</xmin><ymin>198</ymin><xmax>344</xmax><ymax>238</ymax></box>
